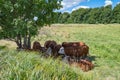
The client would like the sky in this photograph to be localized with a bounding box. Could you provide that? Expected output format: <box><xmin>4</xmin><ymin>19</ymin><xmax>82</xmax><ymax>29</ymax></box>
<box><xmin>57</xmin><ymin>0</ymin><xmax>120</xmax><ymax>13</ymax></box>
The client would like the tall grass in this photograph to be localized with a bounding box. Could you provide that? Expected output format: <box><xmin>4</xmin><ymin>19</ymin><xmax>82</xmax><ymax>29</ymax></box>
<box><xmin>0</xmin><ymin>50</ymin><xmax>92</xmax><ymax>80</ymax></box>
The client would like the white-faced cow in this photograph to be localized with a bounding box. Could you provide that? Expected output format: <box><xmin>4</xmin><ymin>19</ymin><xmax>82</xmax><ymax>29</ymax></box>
<box><xmin>44</xmin><ymin>40</ymin><xmax>57</xmax><ymax>56</ymax></box>
<box><xmin>58</xmin><ymin>42</ymin><xmax>89</xmax><ymax>62</ymax></box>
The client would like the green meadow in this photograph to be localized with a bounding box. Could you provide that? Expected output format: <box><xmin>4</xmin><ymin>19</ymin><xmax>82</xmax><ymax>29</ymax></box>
<box><xmin>0</xmin><ymin>24</ymin><xmax>120</xmax><ymax>80</ymax></box>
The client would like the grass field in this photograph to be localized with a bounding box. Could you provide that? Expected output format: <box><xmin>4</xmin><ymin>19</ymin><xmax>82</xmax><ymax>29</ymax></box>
<box><xmin>0</xmin><ymin>24</ymin><xmax>120</xmax><ymax>80</ymax></box>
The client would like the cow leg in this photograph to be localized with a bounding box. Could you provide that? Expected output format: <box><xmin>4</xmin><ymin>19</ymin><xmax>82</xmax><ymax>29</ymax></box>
<box><xmin>76</xmin><ymin>56</ymin><xmax>79</xmax><ymax>62</ymax></box>
<box><xmin>73</xmin><ymin>56</ymin><xmax>76</xmax><ymax>62</ymax></box>
<box><xmin>78</xmin><ymin>56</ymin><xmax>81</xmax><ymax>62</ymax></box>
<box><xmin>71</xmin><ymin>56</ymin><xmax>77</xmax><ymax>62</ymax></box>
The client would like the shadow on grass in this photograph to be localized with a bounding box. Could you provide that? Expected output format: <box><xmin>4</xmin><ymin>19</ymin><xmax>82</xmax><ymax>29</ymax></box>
<box><xmin>85</xmin><ymin>55</ymin><xmax>100</xmax><ymax>67</ymax></box>
<box><xmin>90</xmin><ymin>56</ymin><xmax>100</xmax><ymax>67</ymax></box>
<box><xmin>0</xmin><ymin>46</ymin><xmax>6</xmax><ymax>49</ymax></box>
<box><xmin>89</xmin><ymin>56</ymin><xmax>98</xmax><ymax>61</ymax></box>
<box><xmin>85</xmin><ymin>55</ymin><xmax>99</xmax><ymax>61</ymax></box>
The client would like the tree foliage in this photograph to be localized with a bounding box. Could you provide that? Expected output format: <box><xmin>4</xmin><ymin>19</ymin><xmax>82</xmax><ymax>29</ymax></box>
<box><xmin>0</xmin><ymin>0</ymin><xmax>62</xmax><ymax>49</ymax></box>
<box><xmin>112</xmin><ymin>3</ymin><xmax>120</xmax><ymax>23</ymax></box>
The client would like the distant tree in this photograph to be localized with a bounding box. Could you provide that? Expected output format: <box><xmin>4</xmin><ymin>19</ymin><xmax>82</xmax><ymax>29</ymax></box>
<box><xmin>76</xmin><ymin>8</ymin><xmax>90</xmax><ymax>23</ymax></box>
<box><xmin>99</xmin><ymin>5</ymin><xmax>112</xmax><ymax>24</ymax></box>
<box><xmin>68</xmin><ymin>10</ymin><xmax>79</xmax><ymax>23</ymax></box>
<box><xmin>86</xmin><ymin>8</ymin><xmax>99</xmax><ymax>24</ymax></box>
<box><xmin>0</xmin><ymin>0</ymin><xmax>62</xmax><ymax>49</ymax></box>
<box><xmin>53</xmin><ymin>4</ymin><xmax>120</xmax><ymax>24</ymax></box>
<box><xmin>111</xmin><ymin>3</ymin><xmax>120</xmax><ymax>23</ymax></box>
<box><xmin>68</xmin><ymin>8</ymin><xmax>89</xmax><ymax>23</ymax></box>
<box><xmin>82</xmin><ymin>9</ymin><xmax>91</xmax><ymax>23</ymax></box>
<box><xmin>53</xmin><ymin>12</ymin><xmax>62</xmax><ymax>23</ymax></box>
<box><xmin>58</xmin><ymin>12</ymin><xmax>70</xmax><ymax>23</ymax></box>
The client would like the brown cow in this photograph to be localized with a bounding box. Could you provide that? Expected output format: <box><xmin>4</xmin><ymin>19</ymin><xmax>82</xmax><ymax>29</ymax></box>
<box><xmin>32</xmin><ymin>41</ymin><xmax>41</xmax><ymax>51</ymax></box>
<box><xmin>52</xmin><ymin>44</ymin><xmax>63</xmax><ymax>57</ymax></box>
<box><xmin>44</xmin><ymin>40</ymin><xmax>57</xmax><ymax>49</ymax></box>
<box><xmin>69</xmin><ymin>59</ymin><xmax>94</xmax><ymax>72</ymax></box>
<box><xmin>44</xmin><ymin>40</ymin><xmax>52</xmax><ymax>49</ymax></box>
<box><xmin>40</xmin><ymin>47</ymin><xmax>47</xmax><ymax>53</ymax></box>
<box><xmin>49</xmin><ymin>41</ymin><xmax>57</xmax><ymax>50</ymax></box>
<box><xmin>62</xmin><ymin>42</ymin><xmax>85</xmax><ymax>47</ymax></box>
<box><xmin>62</xmin><ymin>42</ymin><xmax>89</xmax><ymax>59</ymax></box>
<box><xmin>44</xmin><ymin>40</ymin><xmax>57</xmax><ymax>56</ymax></box>
<box><xmin>79</xmin><ymin>59</ymin><xmax>94</xmax><ymax>72</ymax></box>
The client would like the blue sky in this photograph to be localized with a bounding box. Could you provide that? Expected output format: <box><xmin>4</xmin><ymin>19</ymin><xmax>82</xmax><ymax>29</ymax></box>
<box><xmin>57</xmin><ymin>0</ymin><xmax>120</xmax><ymax>13</ymax></box>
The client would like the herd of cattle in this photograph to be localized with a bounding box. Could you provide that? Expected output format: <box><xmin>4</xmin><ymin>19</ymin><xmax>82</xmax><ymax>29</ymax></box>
<box><xmin>32</xmin><ymin>40</ymin><xmax>94</xmax><ymax>72</ymax></box>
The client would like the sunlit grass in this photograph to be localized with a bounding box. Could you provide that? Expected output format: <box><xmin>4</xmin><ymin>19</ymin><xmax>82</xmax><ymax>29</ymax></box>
<box><xmin>0</xmin><ymin>40</ymin><xmax>17</xmax><ymax>49</ymax></box>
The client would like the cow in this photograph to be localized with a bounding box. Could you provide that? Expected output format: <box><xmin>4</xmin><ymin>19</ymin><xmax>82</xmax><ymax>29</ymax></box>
<box><xmin>44</xmin><ymin>40</ymin><xmax>52</xmax><ymax>49</ymax></box>
<box><xmin>69</xmin><ymin>59</ymin><xmax>94</xmax><ymax>72</ymax></box>
<box><xmin>59</xmin><ymin>42</ymin><xmax>89</xmax><ymax>61</ymax></box>
<box><xmin>40</xmin><ymin>47</ymin><xmax>46</xmax><ymax>53</ymax></box>
<box><xmin>44</xmin><ymin>40</ymin><xmax>57</xmax><ymax>56</ymax></box>
<box><xmin>44</xmin><ymin>40</ymin><xmax>66</xmax><ymax>58</ymax></box>
<box><xmin>62</xmin><ymin>42</ymin><xmax>85</xmax><ymax>47</ymax></box>
<box><xmin>52</xmin><ymin>44</ymin><xmax>65</xmax><ymax>58</ymax></box>
<box><xmin>60</xmin><ymin>42</ymin><xmax>89</xmax><ymax>62</ymax></box>
<box><xmin>44</xmin><ymin>40</ymin><xmax>57</xmax><ymax>49</ymax></box>
<box><xmin>32</xmin><ymin>41</ymin><xmax>42</xmax><ymax>51</ymax></box>
<box><xmin>79</xmin><ymin>59</ymin><xmax>94</xmax><ymax>72</ymax></box>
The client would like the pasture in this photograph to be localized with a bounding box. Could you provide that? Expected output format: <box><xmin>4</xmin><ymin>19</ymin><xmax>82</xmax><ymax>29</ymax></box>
<box><xmin>0</xmin><ymin>24</ymin><xmax>120</xmax><ymax>80</ymax></box>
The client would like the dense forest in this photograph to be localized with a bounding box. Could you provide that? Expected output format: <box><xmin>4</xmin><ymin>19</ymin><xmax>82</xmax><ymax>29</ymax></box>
<box><xmin>54</xmin><ymin>4</ymin><xmax>120</xmax><ymax>24</ymax></box>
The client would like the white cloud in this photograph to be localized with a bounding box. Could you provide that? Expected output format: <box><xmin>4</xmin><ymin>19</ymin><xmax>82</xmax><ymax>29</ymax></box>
<box><xmin>72</xmin><ymin>5</ymin><xmax>89</xmax><ymax>11</ymax></box>
<box><xmin>117</xmin><ymin>2</ymin><xmax>120</xmax><ymax>4</ymax></box>
<box><xmin>60</xmin><ymin>0</ymin><xmax>88</xmax><ymax>11</ymax></box>
<box><xmin>64</xmin><ymin>10</ymin><xmax>71</xmax><ymax>13</ymax></box>
<box><xmin>105</xmin><ymin>0</ymin><xmax>112</xmax><ymax>6</ymax></box>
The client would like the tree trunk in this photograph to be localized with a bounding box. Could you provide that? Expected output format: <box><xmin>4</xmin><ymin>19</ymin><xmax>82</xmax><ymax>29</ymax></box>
<box><xmin>27</xmin><ymin>34</ymin><xmax>31</xmax><ymax>49</ymax></box>
<box><xmin>15</xmin><ymin>34</ymin><xmax>31</xmax><ymax>50</ymax></box>
<box><xmin>16</xmin><ymin>34</ymin><xmax>22</xmax><ymax>49</ymax></box>
<box><xmin>19</xmin><ymin>35</ymin><xmax>22</xmax><ymax>48</ymax></box>
<box><xmin>15</xmin><ymin>40</ymin><xmax>20</xmax><ymax>49</ymax></box>
<box><xmin>23</xmin><ymin>35</ymin><xmax>27</xmax><ymax>49</ymax></box>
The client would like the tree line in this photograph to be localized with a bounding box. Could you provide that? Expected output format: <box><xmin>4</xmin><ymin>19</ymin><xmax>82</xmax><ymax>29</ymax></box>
<box><xmin>54</xmin><ymin>4</ymin><xmax>120</xmax><ymax>24</ymax></box>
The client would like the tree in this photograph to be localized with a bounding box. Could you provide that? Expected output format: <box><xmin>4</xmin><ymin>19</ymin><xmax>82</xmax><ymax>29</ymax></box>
<box><xmin>68</xmin><ymin>10</ymin><xmax>78</xmax><ymax>23</ymax></box>
<box><xmin>59</xmin><ymin>12</ymin><xmax>70</xmax><ymax>23</ymax></box>
<box><xmin>0</xmin><ymin>0</ymin><xmax>62</xmax><ymax>49</ymax></box>
<box><xmin>100</xmin><ymin>5</ymin><xmax>112</xmax><ymax>24</ymax></box>
<box><xmin>111</xmin><ymin>3</ymin><xmax>120</xmax><ymax>23</ymax></box>
<box><xmin>87</xmin><ymin>8</ymin><xmax>100</xmax><ymax>24</ymax></box>
<box><xmin>76</xmin><ymin>8</ymin><xmax>90</xmax><ymax>23</ymax></box>
<box><xmin>54</xmin><ymin>5</ymin><xmax>119</xmax><ymax>24</ymax></box>
<box><xmin>53</xmin><ymin>12</ymin><xmax>62</xmax><ymax>23</ymax></box>
<box><xmin>67</xmin><ymin>8</ymin><xmax>91</xmax><ymax>24</ymax></box>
